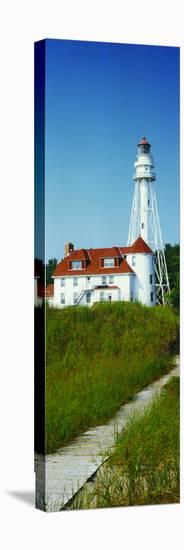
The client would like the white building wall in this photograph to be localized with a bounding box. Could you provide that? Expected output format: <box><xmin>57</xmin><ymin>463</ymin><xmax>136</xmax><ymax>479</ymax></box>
<box><xmin>47</xmin><ymin>297</ymin><xmax>54</xmax><ymax>307</ymax></box>
<box><xmin>34</xmin><ymin>278</ymin><xmax>38</xmax><ymax>306</ymax></box>
<box><xmin>34</xmin><ymin>277</ymin><xmax>42</xmax><ymax>307</ymax></box>
<box><xmin>126</xmin><ymin>253</ymin><xmax>155</xmax><ymax>306</ymax></box>
<box><xmin>134</xmin><ymin>153</ymin><xmax>155</xmax><ymax>180</ymax></box>
<box><xmin>139</xmin><ymin>179</ymin><xmax>149</xmax><ymax>243</ymax></box>
<box><xmin>53</xmin><ymin>272</ymin><xmax>134</xmax><ymax>307</ymax></box>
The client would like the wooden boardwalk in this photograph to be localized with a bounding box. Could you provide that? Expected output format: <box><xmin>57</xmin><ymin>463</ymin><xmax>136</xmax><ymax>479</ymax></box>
<box><xmin>35</xmin><ymin>357</ymin><xmax>179</xmax><ymax>511</ymax></box>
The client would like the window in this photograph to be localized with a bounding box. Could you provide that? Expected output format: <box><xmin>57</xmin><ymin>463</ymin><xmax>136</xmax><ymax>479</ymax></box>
<box><xmin>150</xmin><ymin>274</ymin><xmax>153</xmax><ymax>284</ymax></box>
<box><xmin>61</xmin><ymin>278</ymin><xmax>65</xmax><ymax>287</ymax></box>
<box><xmin>102</xmin><ymin>276</ymin><xmax>107</xmax><ymax>285</ymax></box>
<box><xmin>150</xmin><ymin>292</ymin><xmax>154</xmax><ymax>303</ymax></box>
<box><xmin>109</xmin><ymin>275</ymin><xmax>114</xmax><ymax>285</ymax></box>
<box><xmin>61</xmin><ymin>293</ymin><xmax>65</xmax><ymax>304</ymax></box>
<box><xmin>100</xmin><ymin>291</ymin><xmax>105</xmax><ymax>302</ymax></box>
<box><xmin>73</xmin><ymin>277</ymin><xmax>78</xmax><ymax>286</ymax></box>
<box><xmin>141</xmin><ymin>222</ymin><xmax>144</xmax><ymax>229</ymax></box>
<box><xmin>132</xmin><ymin>256</ymin><xmax>136</xmax><ymax>266</ymax></box>
<box><xmin>86</xmin><ymin>291</ymin><xmax>91</xmax><ymax>304</ymax></box>
<box><xmin>104</xmin><ymin>258</ymin><xmax>115</xmax><ymax>267</ymax></box>
<box><xmin>71</xmin><ymin>261</ymin><xmax>82</xmax><ymax>270</ymax></box>
<box><xmin>130</xmin><ymin>291</ymin><xmax>133</xmax><ymax>302</ymax></box>
<box><xmin>73</xmin><ymin>292</ymin><xmax>78</xmax><ymax>304</ymax></box>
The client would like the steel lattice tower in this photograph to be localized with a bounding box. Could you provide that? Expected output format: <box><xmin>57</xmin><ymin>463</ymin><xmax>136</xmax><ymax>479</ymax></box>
<box><xmin>127</xmin><ymin>137</ymin><xmax>170</xmax><ymax>305</ymax></box>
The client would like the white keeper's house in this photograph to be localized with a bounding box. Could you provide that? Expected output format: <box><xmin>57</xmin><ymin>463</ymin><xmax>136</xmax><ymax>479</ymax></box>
<box><xmin>52</xmin><ymin>236</ymin><xmax>156</xmax><ymax>307</ymax></box>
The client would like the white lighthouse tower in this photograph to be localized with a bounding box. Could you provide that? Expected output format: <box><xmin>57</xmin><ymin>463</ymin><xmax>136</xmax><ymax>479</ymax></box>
<box><xmin>127</xmin><ymin>137</ymin><xmax>170</xmax><ymax>305</ymax></box>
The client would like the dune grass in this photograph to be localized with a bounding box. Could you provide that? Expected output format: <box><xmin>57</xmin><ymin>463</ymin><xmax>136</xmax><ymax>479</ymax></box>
<box><xmin>75</xmin><ymin>376</ymin><xmax>179</xmax><ymax>509</ymax></box>
<box><xmin>46</xmin><ymin>302</ymin><xmax>179</xmax><ymax>453</ymax></box>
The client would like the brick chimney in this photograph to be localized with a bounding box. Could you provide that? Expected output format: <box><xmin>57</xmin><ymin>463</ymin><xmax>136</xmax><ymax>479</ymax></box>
<box><xmin>64</xmin><ymin>242</ymin><xmax>74</xmax><ymax>257</ymax></box>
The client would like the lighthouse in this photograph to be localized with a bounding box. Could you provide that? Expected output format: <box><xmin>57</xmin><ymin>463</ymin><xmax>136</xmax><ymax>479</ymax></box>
<box><xmin>127</xmin><ymin>138</ymin><xmax>170</xmax><ymax>305</ymax></box>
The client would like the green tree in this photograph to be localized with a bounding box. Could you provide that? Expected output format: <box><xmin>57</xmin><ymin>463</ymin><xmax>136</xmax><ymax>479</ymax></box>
<box><xmin>34</xmin><ymin>258</ymin><xmax>44</xmax><ymax>284</ymax></box>
<box><xmin>165</xmin><ymin>244</ymin><xmax>180</xmax><ymax>310</ymax></box>
<box><xmin>46</xmin><ymin>258</ymin><xmax>57</xmax><ymax>286</ymax></box>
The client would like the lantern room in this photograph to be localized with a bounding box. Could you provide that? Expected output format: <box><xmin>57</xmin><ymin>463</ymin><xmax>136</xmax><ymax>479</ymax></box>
<box><xmin>137</xmin><ymin>137</ymin><xmax>151</xmax><ymax>155</ymax></box>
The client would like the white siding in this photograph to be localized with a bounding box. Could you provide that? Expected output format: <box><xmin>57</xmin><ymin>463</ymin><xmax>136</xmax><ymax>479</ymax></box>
<box><xmin>53</xmin><ymin>272</ymin><xmax>135</xmax><ymax>307</ymax></box>
<box><xmin>47</xmin><ymin>297</ymin><xmax>54</xmax><ymax>307</ymax></box>
<box><xmin>126</xmin><ymin>253</ymin><xmax>155</xmax><ymax>306</ymax></box>
<box><xmin>34</xmin><ymin>277</ymin><xmax>42</xmax><ymax>307</ymax></box>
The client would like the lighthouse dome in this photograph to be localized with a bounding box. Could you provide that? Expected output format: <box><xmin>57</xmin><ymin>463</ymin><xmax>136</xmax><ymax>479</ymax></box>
<box><xmin>138</xmin><ymin>137</ymin><xmax>151</xmax><ymax>153</ymax></box>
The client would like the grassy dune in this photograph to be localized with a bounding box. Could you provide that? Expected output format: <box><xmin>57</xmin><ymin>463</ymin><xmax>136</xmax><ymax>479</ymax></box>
<box><xmin>46</xmin><ymin>302</ymin><xmax>179</xmax><ymax>453</ymax></box>
<box><xmin>76</xmin><ymin>376</ymin><xmax>179</xmax><ymax>508</ymax></box>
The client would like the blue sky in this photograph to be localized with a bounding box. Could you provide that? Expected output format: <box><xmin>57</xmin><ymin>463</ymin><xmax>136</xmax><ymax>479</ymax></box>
<box><xmin>45</xmin><ymin>39</ymin><xmax>179</xmax><ymax>261</ymax></box>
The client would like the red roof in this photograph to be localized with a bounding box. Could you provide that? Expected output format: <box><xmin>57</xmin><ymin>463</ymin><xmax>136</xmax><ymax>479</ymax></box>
<box><xmin>138</xmin><ymin>137</ymin><xmax>150</xmax><ymax>146</ymax></box>
<box><xmin>52</xmin><ymin>237</ymin><xmax>152</xmax><ymax>278</ymax></box>
<box><xmin>130</xmin><ymin>236</ymin><xmax>153</xmax><ymax>254</ymax></box>
<box><xmin>65</xmin><ymin>248</ymin><xmax>90</xmax><ymax>261</ymax></box>
<box><xmin>53</xmin><ymin>252</ymin><xmax>134</xmax><ymax>277</ymax></box>
<box><xmin>46</xmin><ymin>284</ymin><xmax>54</xmax><ymax>297</ymax></box>
<box><xmin>37</xmin><ymin>283</ymin><xmax>54</xmax><ymax>298</ymax></box>
<box><xmin>119</xmin><ymin>246</ymin><xmax>132</xmax><ymax>254</ymax></box>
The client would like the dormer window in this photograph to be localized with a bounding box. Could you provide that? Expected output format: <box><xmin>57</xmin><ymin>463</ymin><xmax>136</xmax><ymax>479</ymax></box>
<box><xmin>104</xmin><ymin>258</ymin><xmax>115</xmax><ymax>267</ymax></box>
<box><xmin>71</xmin><ymin>260</ymin><xmax>82</xmax><ymax>270</ymax></box>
